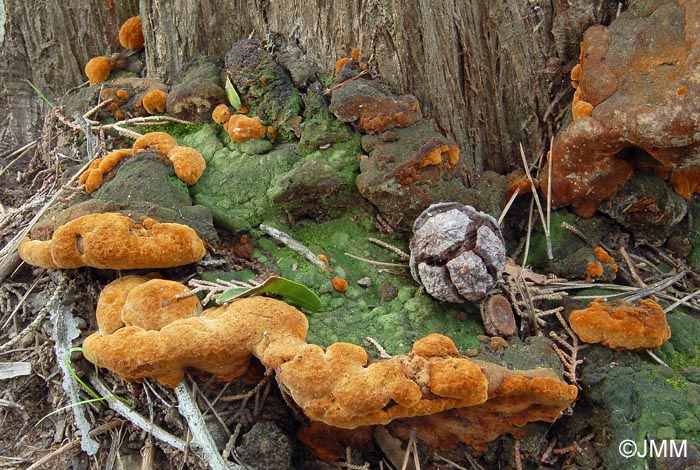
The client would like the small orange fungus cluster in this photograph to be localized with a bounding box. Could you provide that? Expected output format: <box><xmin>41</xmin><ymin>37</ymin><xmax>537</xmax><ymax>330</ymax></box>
<box><xmin>84</xmin><ymin>16</ymin><xmax>144</xmax><ymax>84</ymax></box>
<box><xmin>211</xmin><ymin>104</ymin><xmax>232</xmax><ymax>124</ymax></box>
<box><xmin>334</xmin><ymin>47</ymin><xmax>363</xmax><ymax>76</ymax></box>
<box><xmin>585</xmin><ymin>246</ymin><xmax>618</xmax><ymax>281</ymax></box>
<box><xmin>79</xmin><ymin>149</ymin><xmax>133</xmax><ymax>193</ymax></box>
<box><xmin>85</xmin><ymin>55</ymin><xmax>124</xmax><ymax>85</ymax></box>
<box><xmin>78</xmin><ymin>132</ymin><xmax>205</xmax><ymax>194</ymax></box>
<box><xmin>331</xmin><ymin>277</ymin><xmax>348</xmax><ymax>293</ymax></box>
<box><xmin>132</xmin><ymin>132</ymin><xmax>206</xmax><ymax>185</ymax></box>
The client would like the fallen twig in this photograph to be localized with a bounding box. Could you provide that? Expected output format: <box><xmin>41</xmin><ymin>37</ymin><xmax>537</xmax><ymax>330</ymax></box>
<box><xmin>365</xmin><ymin>337</ymin><xmax>392</xmax><ymax>359</ymax></box>
<box><xmin>519</xmin><ymin>143</ymin><xmax>551</xmax><ymax>260</ymax></box>
<box><xmin>89</xmin><ymin>373</ymin><xmax>187</xmax><ymax>451</ymax></box>
<box><xmin>619</xmin><ymin>246</ymin><xmax>647</xmax><ymax>288</ymax></box>
<box><xmin>51</xmin><ymin>272</ymin><xmax>99</xmax><ymax>455</ymax></box>
<box><xmin>259</xmin><ymin>223</ymin><xmax>327</xmax><ymax>270</ymax></box>
<box><xmin>25</xmin><ymin>420</ymin><xmax>123</xmax><ymax>470</ymax></box>
<box><xmin>368</xmin><ymin>238</ymin><xmax>410</xmax><ymax>261</ymax></box>
<box><xmin>344</xmin><ymin>252</ymin><xmax>408</xmax><ymax>268</ymax></box>
<box><xmin>174</xmin><ymin>380</ymin><xmax>243</xmax><ymax>470</ymax></box>
<box><xmin>549</xmin><ymin>312</ymin><xmax>585</xmax><ymax>388</ymax></box>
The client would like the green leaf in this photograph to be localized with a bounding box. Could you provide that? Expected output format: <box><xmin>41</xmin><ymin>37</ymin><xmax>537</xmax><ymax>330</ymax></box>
<box><xmin>216</xmin><ymin>276</ymin><xmax>323</xmax><ymax>312</ymax></box>
<box><xmin>225</xmin><ymin>76</ymin><xmax>242</xmax><ymax>111</ymax></box>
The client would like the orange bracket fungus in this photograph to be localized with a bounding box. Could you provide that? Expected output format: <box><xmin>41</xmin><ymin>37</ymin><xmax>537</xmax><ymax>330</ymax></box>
<box><xmin>569</xmin><ymin>298</ymin><xmax>671</xmax><ymax>350</ymax></box>
<box><xmin>132</xmin><ymin>131</ymin><xmax>178</xmax><ymax>155</ymax></box>
<box><xmin>83</xmin><ymin>279</ymin><xmax>576</xmax><ymax>440</ymax></box>
<box><xmin>542</xmin><ymin>4</ymin><xmax>700</xmax><ymax>217</ymax></box>
<box><xmin>84</xmin><ymin>53</ymin><xmax>128</xmax><ymax>85</ymax></box>
<box><xmin>85</xmin><ymin>56</ymin><xmax>114</xmax><ymax>85</ymax></box>
<box><xmin>166</xmin><ymin>146</ymin><xmax>206</xmax><ymax>185</ymax></box>
<box><xmin>225</xmin><ymin>114</ymin><xmax>267</xmax><ymax>142</ymax></box>
<box><xmin>142</xmin><ymin>89</ymin><xmax>168</xmax><ymax>114</ymax></box>
<box><xmin>118</xmin><ymin>16</ymin><xmax>144</xmax><ymax>50</ymax></box>
<box><xmin>18</xmin><ymin>213</ymin><xmax>206</xmax><ymax>270</ymax></box>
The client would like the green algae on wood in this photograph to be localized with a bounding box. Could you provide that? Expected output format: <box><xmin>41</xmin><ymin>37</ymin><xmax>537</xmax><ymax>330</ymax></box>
<box><xmin>580</xmin><ymin>308</ymin><xmax>700</xmax><ymax>469</ymax></box>
<box><xmin>248</xmin><ymin>209</ymin><xmax>484</xmax><ymax>355</ymax></box>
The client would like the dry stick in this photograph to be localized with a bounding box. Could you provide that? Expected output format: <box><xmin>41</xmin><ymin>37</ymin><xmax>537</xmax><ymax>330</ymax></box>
<box><xmin>664</xmin><ymin>288</ymin><xmax>700</xmax><ymax>314</ymax></box>
<box><xmin>0</xmin><ymin>141</ymin><xmax>37</xmax><ymax>179</ymax></box>
<box><xmin>619</xmin><ymin>246</ymin><xmax>647</xmax><ymax>288</ymax></box>
<box><xmin>0</xmin><ymin>273</ymin><xmax>65</xmax><ymax>353</ymax></box>
<box><xmin>401</xmin><ymin>428</ymin><xmax>418</xmax><ymax>470</ymax></box>
<box><xmin>259</xmin><ymin>224</ymin><xmax>327</xmax><ymax>270</ymax></box>
<box><xmin>24</xmin><ymin>420</ymin><xmax>124</xmax><ymax>470</ymax></box>
<box><xmin>514</xmin><ymin>439</ymin><xmax>523</xmax><ymax>470</ymax></box>
<box><xmin>324</xmin><ymin>69</ymin><xmax>370</xmax><ymax>95</ymax></box>
<box><xmin>0</xmin><ymin>139</ymin><xmax>37</xmax><ymax>160</ymax></box>
<box><xmin>51</xmin><ymin>273</ymin><xmax>100</xmax><ymax>455</ymax></box>
<box><xmin>344</xmin><ymin>252</ymin><xmax>408</xmax><ymax>268</ymax></box>
<box><xmin>546</xmin><ymin>137</ymin><xmax>553</xmax><ymax>256</ymax></box>
<box><xmin>365</xmin><ymin>336</ymin><xmax>392</xmax><ymax>359</ymax></box>
<box><xmin>174</xmin><ymin>381</ymin><xmax>243</xmax><ymax>470</ymax></box>
<box><xmin>498</xmin><ymin>186</ymin><xmax>520</xmax><ymax>226</ymax></box>
<box><xmin>624</xmin><ymin>271</ymin><xmax>686</xmax><ymax>302</ymax></box>
<box><xmin>518</xmin><ymin>143</ymin><xmax>552</xmax><ymax>260</ymax></box>
<box><xmin>521</xmin><ymin>198</ymin><xmax>535</xmax><ymax>268</ymax></box>
<box><xmin>1</xmin><ymin>271</ymin><xmax>46</xmax><ymax>330</ymax></box>
<box><xmin>88</xmin><ymin>373</ymin><xmax>187</xmax><ymax>451</ymax></box>
<box><xmin>368</xmin><ymin>238</ymin><xmax>410</xmax><ymax>261</ymax></box>
<box><xmin>433</xmin><ymin>454</ymin><xmax>470</xmax><ymax>470</ymax></box>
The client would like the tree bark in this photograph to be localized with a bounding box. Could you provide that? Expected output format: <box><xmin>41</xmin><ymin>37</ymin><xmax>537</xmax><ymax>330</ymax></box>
<box><xmin>0</xmin><ymin>0</ymin><xmax>138</xmax><ymax>156</ymax></box>
<box><xmin>2</xmin><ymin>0</ymin><xmax>617</xmax><ymax>178</ymax></box>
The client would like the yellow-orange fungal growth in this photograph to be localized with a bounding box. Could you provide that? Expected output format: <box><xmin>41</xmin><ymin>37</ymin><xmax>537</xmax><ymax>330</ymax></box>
<box><xmin>332</xmin><ymin>277</ymin><xmax>348</xmax><ymax>293</ymax></box>
<box><xmin>594</xmin><ymin>247</ymin><xmax>613</xmax><ymax>264</ymax></box>
<box><xmin>211</xmin><ymin>104</ymin><xmax>231</xmax><ymax>124</ymax></box>
<box><xmin>132</xmin><ymin>132</ymin><xmax>178</xmax><ymax>155</ymax></box>
<box><xmin>569</xmin><ymin>298</ymin><xmax>671</xmax><ymax>350</ymax></box>
<box><xmin>226</xmin><ymin>115</ymin><xmax>267</xmax><ymax>142</ymax></box>
<box><xmin>167</xmin><ymin>146</ymin><xmax>206</xmax><ymax>185</ymax></box>
<box><xmin>83</xmin><ymin>170</ymin><xmax>104</xmax><ymax>194</ymax></box>
<box><xmin>98</xmin><ymin>149</ymin><xmax>133</xmax><ymax>174</ymax></box>
<box><xmin>586</xmin><ymin>261</ymin><xmax>604</xmax><ymax>278</ymax></box>
<box><xmin>119</xmin><ymin>16</ymin><xmax>144</xmax><ymax>50</ymax></box>
<box><xmin>142</xmin><ymin>90</ymin><xmax>168</xmax><ymax>115</ymax></box>
<box><xmin>572</xmin><ymin>100</ymin><xmax>594</xmax><ymax>120</ymax></box>
<box><xmin>17</xmin><ymin>213</ymin><xmax>206</xmax><ymax>270</ymax></box>
<box><xmin>85</xmin><ymin>56</ymin><xmax>114</xmax><ymax>85</ymax></box>
<box><xmin>334</xmin><ymin>57</ymin><xmax>350</xmax><ymax>75</ymax></box>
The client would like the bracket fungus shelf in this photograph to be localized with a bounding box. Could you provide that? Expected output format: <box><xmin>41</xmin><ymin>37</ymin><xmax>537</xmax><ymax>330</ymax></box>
<box><xmin>542</xmin><ymin>0</ymin><xmax>700</xmax><ymax>217</ymax></box>
<box><xmin>18</xmin><ymin>213</ymin><xmax>206</xmax><ymax>270</ymax></box>
<box><xmin>569</xmin><ymin>298</ymin><xmax>671</xmax><ymax>350</ymax></box>
<box><xmin>82</xmin><ymin>277</ymin><xmax>578</xmax><ymax>448</ymax></box>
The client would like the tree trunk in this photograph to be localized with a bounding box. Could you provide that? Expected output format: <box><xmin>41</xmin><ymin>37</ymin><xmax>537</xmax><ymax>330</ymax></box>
<box><xmin>2</xmin><ymin>0</ymin><xmax>617</xmax><ymax>178</ymax></box>
<box><xmin>0</xmin><ymin>0</ymin><xmax>138</xmax><ymax>156</ymax></box>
